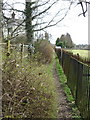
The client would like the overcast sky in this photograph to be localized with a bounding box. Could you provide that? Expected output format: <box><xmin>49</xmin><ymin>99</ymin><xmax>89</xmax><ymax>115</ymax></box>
<box><xmin>47</xmin><ymin>1</ymin><xmax>88</xmax><ymax>45</ymax></box>
<box><xmin>4</xmin><ymin>0</ymin><xmax>88</xmax><ymax>45</ymax></box>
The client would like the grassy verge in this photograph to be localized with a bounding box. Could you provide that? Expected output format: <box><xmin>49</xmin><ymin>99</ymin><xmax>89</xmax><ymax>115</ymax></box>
<box><xmin>55</xmin><ymin>55</ymin><xmax>82</xmax><ymax>119</ymax></box>
<box><xmin>2</xmin><ymin>48</ymin><xmax>58</xmax><ymax>118</ymax></box>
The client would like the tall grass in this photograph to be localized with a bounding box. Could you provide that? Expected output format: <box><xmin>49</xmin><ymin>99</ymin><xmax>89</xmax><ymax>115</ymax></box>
<box><xmin>2</xmin><ymin>42</ymin><xmax>58</xmax><ymax>118</ymax></box>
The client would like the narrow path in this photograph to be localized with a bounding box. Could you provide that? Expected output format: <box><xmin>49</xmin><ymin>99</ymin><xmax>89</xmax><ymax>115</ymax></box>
<box><xmin>53</xmin><ymin>61</ymin><xmax>73</xmax><ymax>119</ymax></box>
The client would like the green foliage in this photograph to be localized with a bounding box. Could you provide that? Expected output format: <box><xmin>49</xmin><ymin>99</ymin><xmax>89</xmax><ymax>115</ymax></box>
<box><xmin>55</xmin><ymin>38</ymin><xmax>60</xmax><ymax>45</ymax></box>
<box><xmin>56</xmin><ymin>41</ymin><xmax>65</xmax><ymax>48</ymax></box>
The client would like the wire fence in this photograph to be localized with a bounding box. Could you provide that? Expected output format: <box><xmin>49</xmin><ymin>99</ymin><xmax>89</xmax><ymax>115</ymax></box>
<box><xmin>55</xmin><ymin>48</ymin><xmax>90</xmax><ymax>119</ymax></box>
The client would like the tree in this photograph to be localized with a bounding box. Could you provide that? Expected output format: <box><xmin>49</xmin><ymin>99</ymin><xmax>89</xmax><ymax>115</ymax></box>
<box><xmin>56</xmin><ymin>38</ymin><xmax>60</xmax><ymax>46</ymax></box>
<box><xmin>25</xmin><ymin>1</ymin><xmax>34</xmax><ymax>43</ymax></box>
<box><xmin>63</xmin><ymin>0</ymin><xmax>90</xmax><ymax>17</ymax></box>
<box><xmin>65</xmin><ymin>33</ymin><xmax>74</xmax><ymax>48</ymax></box>
<box><xmin>0</xmin><ymin>0</ymin><xmax>2</xmax><ymax>40</ymax></box>
<box><xmin>2</xmin><ymin>0</ymin><xmax>73</xmax><ymax>43</ymax></box>
<box><xmin>0</xmin><ymin>0</ymin><xmax>2</xmax><ymax>117</ymax></box>
<box><xmin>55</xmin><ymin>33</ymin><xmax>74</xmax><ymax>48</ymax></box>
<box><xmin>78</xmin><ymin>0</ymin><xmax>90</xmax><ymax>17</ymax></box>
<box><xmin>2</xmin><ymin>0</ymin><xmax>89</xmax><ymax>43</ymax></box>
<box><xmin>45</xmin><ymin>32</ymin><xmax>49</xmax><ymax>41</ymax></box>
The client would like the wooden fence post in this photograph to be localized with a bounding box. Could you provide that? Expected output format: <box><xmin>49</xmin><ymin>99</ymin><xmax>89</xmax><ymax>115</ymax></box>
<box><xmin>20</xmin><ymin>43</ymin><xmax>24</xmax><ymax>63</ymax></box>
<box><xmin>7</xmin><ymin>40</ymin><xmax>10</xmax><ymax>56</ymax></box>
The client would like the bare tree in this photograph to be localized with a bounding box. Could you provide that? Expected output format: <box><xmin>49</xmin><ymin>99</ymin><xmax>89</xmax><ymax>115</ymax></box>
<box><xmin>25</xmin><ymin>0</ymin><xmax>74</xmax><ymax>43</ymax></box>
<box><xmin>78</xmin><ymin>0</ymin><xmax>90</xmax><ymax>17</ymax></box>
<box><xmin>3</xmin><ymin>0</ymin><xmax>89</xmax><ymax>43</ymax></box>
<box><xmin>2</xmin><ymin>0</ymin><xmax>73</xmax><ymax>43</ymax></box>
<box><xmin>2</xmin><ymin>1</ymin><xmax>25</xmax><ymax>41</ymax></box>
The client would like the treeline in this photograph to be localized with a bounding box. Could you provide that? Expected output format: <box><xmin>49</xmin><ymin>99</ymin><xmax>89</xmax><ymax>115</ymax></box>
<box><xmin>55</xmin><ymin>33</ymin><xmax>75</xmax><ymax>48</ymax></box>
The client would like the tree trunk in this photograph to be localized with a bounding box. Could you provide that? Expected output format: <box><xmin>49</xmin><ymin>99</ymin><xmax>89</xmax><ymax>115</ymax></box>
<box><xmin>88</xmin><ymin>3</ymin><xmax>90</xmax><ymax>47</ymax></box>
<box><xmin>25</xmin><ymin>1</ymin><xmax>33</xmax><ymax>44</ymax></box>
<box><xmin>0</xmin><ymin>0</ymin><xmax>2</xmax><ymax>117</ymax></box>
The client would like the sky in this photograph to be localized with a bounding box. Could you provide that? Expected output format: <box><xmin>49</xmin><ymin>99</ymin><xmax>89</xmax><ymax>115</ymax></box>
<box><xmin>3</xmin><ymin>0</ymin><xmax>88</xmax><ymax>45</ymax></box>
<box><xmin>47</xmin><ymin>1</ymin><xmax>88</xmax><ymax>45</ymax></box>
<box><xmin>49</xmin><ymin>12</ymin><xmax>88</xmax><ymax>45</ymax></box>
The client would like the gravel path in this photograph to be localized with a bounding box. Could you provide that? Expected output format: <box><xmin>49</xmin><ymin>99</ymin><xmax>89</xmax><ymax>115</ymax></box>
<box><xmin>53</xmin><ymin>62</ymin><xmax>73</xmax><ymax>119</ymax></box>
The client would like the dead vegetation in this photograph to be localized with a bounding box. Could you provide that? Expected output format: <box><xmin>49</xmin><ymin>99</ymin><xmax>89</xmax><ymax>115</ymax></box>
<box><xmin>2</xmin><ymin>41</ymin><xmax>57</xmax><ymax>118</ymax></box>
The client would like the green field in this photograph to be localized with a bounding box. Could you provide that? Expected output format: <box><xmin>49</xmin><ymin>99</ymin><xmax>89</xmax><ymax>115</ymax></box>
<box><xmin>66</xmin><ymin>49</ymin><xmax>90</xmax><ymax>59</ymax></box>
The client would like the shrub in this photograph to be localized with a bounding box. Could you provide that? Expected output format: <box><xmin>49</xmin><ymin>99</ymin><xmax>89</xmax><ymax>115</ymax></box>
<box><xmin>10</xmin><ymin>34</ymin><xmax>27</xmax><ymax>44</ymax></box>
<box><xmin>34</xmin><ymin>40</ymin><xmax>53</xmax><ymax>64</ymax></box>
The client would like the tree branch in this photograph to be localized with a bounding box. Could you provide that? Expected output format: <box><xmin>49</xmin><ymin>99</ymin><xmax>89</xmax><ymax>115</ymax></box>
<box><xmin>32</xmin><ymin>0</ymin><xmax>59</xmax><ymax>20</ymax></box>
<box><xmin>33</xmin><ymin>1</ymin><xmax>72</xmax><ymax>32</ymax></box>
<box><xmin>78</xmin><ymin>0</ymin><xmax>90</xmax><ymax>17</ymax></box>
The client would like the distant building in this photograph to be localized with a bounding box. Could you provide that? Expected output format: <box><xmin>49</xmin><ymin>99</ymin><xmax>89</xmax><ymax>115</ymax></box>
<box><xmin>3</xmin><ymin>12</ymin><xmax>24</xmax><ymax>41</ymax></box>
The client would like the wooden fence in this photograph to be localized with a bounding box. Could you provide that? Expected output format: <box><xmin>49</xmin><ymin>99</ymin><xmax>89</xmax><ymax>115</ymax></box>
<box><xmin>55</xmin><ymin>48</ymin><xmax>90</xmax><ymax>119</ymax></box>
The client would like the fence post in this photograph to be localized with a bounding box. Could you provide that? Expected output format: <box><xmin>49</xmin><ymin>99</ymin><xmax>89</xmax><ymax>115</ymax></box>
<box><xmin>7</xmin><ymin>40</ymin><xmax>10</xmax><ymax>56</ymax></box>
<box><xmin>61</xmin><ymin>49</ymin><xmax>63</xmax><ymax>65</ymax></box>
<box><xmin>20</xmin><ymin>43</ymin><xmax>24</xmax><ymax>63</ymax></box>
<box><xmin>88</xmin><ymin>67</ymin><xmax>90</xmax><ymax>119</ymax></box>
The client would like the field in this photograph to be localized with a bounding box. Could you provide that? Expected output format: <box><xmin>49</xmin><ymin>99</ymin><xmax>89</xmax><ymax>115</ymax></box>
<box><xmin>66</xmin><ymin>49</ymin><xmax>90</xmax><ymax>59</ymax></box>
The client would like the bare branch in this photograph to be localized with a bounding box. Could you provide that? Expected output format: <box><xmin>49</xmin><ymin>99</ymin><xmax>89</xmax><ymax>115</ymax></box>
<box><xmin>34</xmin><ymin>1</ymin><xmax>72</xmax><ymax>32</ymax></box>
<box><xmin>32</xmin><ymin>0</ymin><xmax>59</xmax><ymax>20</ymax></box>
<box><xmin>78</xmin><ymin>0</ymin><xmax>90</xmax><ymax>17</ymax></box>
<box><xmin>11</xmin><ymin>20</ymin><xmax>25</xmax><ymax>37</ymax></box>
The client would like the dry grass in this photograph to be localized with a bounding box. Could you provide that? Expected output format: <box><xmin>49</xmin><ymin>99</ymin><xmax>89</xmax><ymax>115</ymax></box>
<box><xmin>34</xmin><ymin>40</ymin><xmax>53</xmax><ymax>64</ymax></box>
<box><xmin>2</xmin><ymin>44</ymin><xmax>57</xmax><ymax>118</ymax></box>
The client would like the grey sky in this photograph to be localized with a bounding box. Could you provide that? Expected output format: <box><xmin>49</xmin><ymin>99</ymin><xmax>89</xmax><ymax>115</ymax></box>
<box><xmin>48</xmin><ymin>2</ymin><xmax>88</xmax><ymax>45</ymax></box>
<box><xmin>3</xmin><ymin>0</ymin><xmax>88</xmax><ymax>45</ymax></box>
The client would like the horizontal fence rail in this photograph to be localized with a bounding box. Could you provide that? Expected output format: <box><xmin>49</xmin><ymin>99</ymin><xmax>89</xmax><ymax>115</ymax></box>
<box><xmin>55</xmin><ymin>48</ymin><xmax>90</xmax><ymax>119</ymax></box>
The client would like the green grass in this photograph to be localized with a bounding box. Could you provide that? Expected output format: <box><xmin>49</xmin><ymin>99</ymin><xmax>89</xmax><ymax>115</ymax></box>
<box><xmin>55</xmin><ymin>55</ymin><xmax>74</xmax><ymax>102</ymax></box>
<box><xmin>67</xmin><ymin>49</ymin><xmax>90</xmax><ymax>59</ymax></box>
<box><xmin>55</xmin><ymin>55</ymin><xmax>82</xmax><ymax>119</ymax></box>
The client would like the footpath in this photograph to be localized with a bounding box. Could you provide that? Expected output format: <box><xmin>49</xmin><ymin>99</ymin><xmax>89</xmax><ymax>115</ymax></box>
<box><xmin>53</xmin><ymin>61</ymin><xmax>81</xmax><ymax>119</ymax></box>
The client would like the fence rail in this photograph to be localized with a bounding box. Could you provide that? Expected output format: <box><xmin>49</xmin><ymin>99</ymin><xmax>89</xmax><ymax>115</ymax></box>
<box><xmin>55</xmin><ymin>48</ymin><xmax>90</xmax><ymax>119</ymax></box>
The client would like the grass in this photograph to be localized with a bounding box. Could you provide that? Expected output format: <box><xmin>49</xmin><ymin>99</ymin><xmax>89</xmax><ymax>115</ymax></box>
<box><xmin>2</xmin><ymin>47</ymin><xmax>58</xmax><ymax>118</ymax></box>
<box><xmin>2</xmin><ymin>43</ymin><xmax>84</xmax><ymax>119</ymax></box>
<box><xmin>67</xmin><ymin>49</ymin><xmax>90</xmax><ymax>59</ymax></box>
<box><xmin>55</xmin><ymin>55</ymin><xmax>82</xmax><ymax>119</ymax></box>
